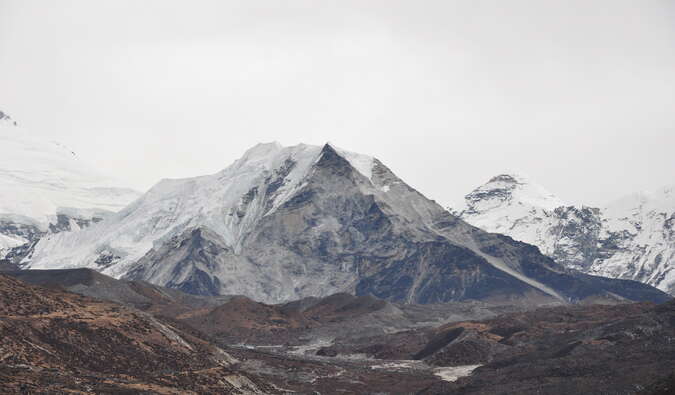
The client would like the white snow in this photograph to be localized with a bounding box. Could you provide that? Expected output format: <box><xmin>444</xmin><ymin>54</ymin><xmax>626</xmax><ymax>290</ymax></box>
<box><xmin>452</xmin><ymin>173</ymin><xmax>569</xmax><ymax>257</ymax></box>
<box><xmin>369</xmin><ymin>360</ymin><xmax>480</xmax><ymax>382</ymax></box>
<box><xmin>330</xmin><ymin>143</ymin><xmax>375</xmax><ymax>181</ymax></box>
<box><xmin>25</xmin><ymin>142</ymin><xmax>373</xmax><ymax>280</ymax></box>
<box><xmin>0</xmin><ymin>115</ymin><xmax>141</xmax><ymax>229</ymax></box>
<box><xmin>0</xmin><ymin>233</ymin><xmax>27</xmax><ymax>256</ymax></box>
<box><xmin>455</xmin><ymin>173</ymin><xmax>675</xmax><ymax>294</ymax></box>
<box><xmin>370</xmin><ymin>361</ymin><xmax>422</xmax><ymax>370</ymax></box>
<box><xmin>433</xmin><ymin>365</ymin><xmax>481</xmax><ymax>382</ymax></box>
<box><xmin>590</xmin><ymin>185</ymin><xmax>675</xmax><ymax>293</ymax></box>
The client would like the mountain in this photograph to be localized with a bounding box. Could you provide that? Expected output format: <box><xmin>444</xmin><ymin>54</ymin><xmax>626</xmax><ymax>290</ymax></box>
<box><xmin>0</xmin><ymin>273</ymin><xmax>272</xmax><ymax>393</ymax></box>
<box><xmin>453</xmin><ymin>174</ymin><xmax>675</xmax><ymax>295</ymax></box>
<box><xmin>0</xmin><ymin>110</ymin><xmax>141</xmax><ymax>261</ymax></box>
<box><xmin>25</xmin><ymin>143</ymin><xmax>669</xmax><ymax>304</ymax></box>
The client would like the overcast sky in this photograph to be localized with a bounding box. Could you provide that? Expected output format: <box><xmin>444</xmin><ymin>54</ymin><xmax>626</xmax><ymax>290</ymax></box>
<box><xmin>1</xmin><ymin>0</ymin><xmax>674</xmax><ymax>207</ymax></box>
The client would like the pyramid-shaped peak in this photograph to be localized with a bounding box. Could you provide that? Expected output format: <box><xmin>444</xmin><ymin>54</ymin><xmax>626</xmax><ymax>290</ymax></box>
<box><xmin>233</xmin><ymin>141</ymin><xmax>376</xmax><ymax>181</ymax></box>
<box><xmin>324</xmin><ymin>143</ymin><xmax>375</xmax><ymax>181</ymax></box>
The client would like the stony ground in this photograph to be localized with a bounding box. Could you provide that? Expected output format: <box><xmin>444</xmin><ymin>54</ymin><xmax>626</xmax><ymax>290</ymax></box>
<box><xmin>3</xmin><ymin>270</ymin><xmax>675</xmax><ymax>394</ymax></box>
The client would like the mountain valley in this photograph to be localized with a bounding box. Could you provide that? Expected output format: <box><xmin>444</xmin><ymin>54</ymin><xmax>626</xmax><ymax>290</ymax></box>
<box><xmin>2</xmin><ymin>269</ymin><xmax>673</xmax><ymax>394</ymax></box>
<box><xmin>0</xmin><ymin>112</ymin><xmax>672</xmax><ymax>394</ymax></box>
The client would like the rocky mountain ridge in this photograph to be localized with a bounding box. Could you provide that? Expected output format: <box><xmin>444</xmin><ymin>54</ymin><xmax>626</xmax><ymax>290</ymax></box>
<box><xmin>24</xmin><ymin>143</ymin><xmax>669</xmax><ymax>305</ymax></box>
<box><xmin>452</xmin><ymin>174</ymin><xmax>675</xmax><ymax>295</ymax></box>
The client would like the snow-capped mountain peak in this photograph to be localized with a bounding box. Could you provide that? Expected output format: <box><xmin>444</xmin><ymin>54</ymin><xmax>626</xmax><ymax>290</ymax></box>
<box><xmin>22</xmin><ymin>142</ymin><xmax>667</xmax><ymax>305</ymax></box>
<box><xmin>459</xmin><ymin>173</ymin><xmax>566</xmax><ymax>215</ymax></box>
<box><xmin>26</xmin><ymin>143</ymin><xmax>373</xmax><ymax>278</ymax></box>
<box><xmin>454</xmin><ymin>173</ymin><xmax>675</xmax><ymax>296</ymax></box>
<box><xmin>451</xmin><ymin>173</ymin><xmax>567</xmax><ymax>247</ymax></box>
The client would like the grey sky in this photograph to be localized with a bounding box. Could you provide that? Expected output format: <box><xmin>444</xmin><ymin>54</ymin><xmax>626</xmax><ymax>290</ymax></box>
<box><xmin>1</xmin><ymin>0</ymin><xmax>674</xmax><ymax>207</ymax></box>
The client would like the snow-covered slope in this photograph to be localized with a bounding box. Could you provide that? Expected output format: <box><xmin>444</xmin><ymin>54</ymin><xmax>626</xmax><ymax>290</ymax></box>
<box><xmin>24</xmin><ymin>144</ymin><xmax>668</xmax><ymax>305</ymax></box>
<box><xmin>590</xmin><ymin>186</ymin><xmax>675</xmax><ymax>293</ymax></box>
<box><xmin>0</xmin><ymin>110</ymin><xmax>141</xmax><ymax>258</ymax></box>
<box><xmin>453</xmin><ymin>175</ymin><xmax>675</xmax><ymax>295</ymax></box>
<box><xmin>26</xmin><ymin>143</ymin><xmax>374</xmax><ymax>279</ymax></box>
<box><xmin>451</xmin><ymin>174</ymin><xmax>567</xmax><ymax>255</ymax></box>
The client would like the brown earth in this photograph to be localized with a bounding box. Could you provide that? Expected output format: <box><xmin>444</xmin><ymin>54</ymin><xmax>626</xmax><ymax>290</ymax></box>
<box><xmin>6</xmin><ymin>269</ymin><xmax>675</xmax><ymax>394</ymax></box>
<box><xmin>0</xmin><ymin>274</ymin><xmax>274</xmax><ymax>394</ymax></box>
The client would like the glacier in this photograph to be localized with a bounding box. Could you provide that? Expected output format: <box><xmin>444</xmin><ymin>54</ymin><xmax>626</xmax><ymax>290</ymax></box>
<box><xmin>0</xmin><ymin>110</ymin><xmax>141</xmax><ymax>259</ymax></box>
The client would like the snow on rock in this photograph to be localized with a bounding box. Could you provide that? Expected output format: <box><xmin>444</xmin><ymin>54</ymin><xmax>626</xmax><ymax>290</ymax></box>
<box><xmin>589</xmin><ymin>186</ymin><xmax>675</xmax><ymax>294</ymax></box>
<box><xmin>330</xmin><ymin>143</ymin><xmax>375</xmax><ymax>181</ymax></box>
<box><xmin>24</xmin><ymin>144</ymin><xmax>668</xmax><ymax>305</ymax></box>
<box><xmin>454</xmin><ymin>175</ymin><xmax>675</xmax><ymax>295</ymax></box>
<box><xmin>0</xmin><ymin>112</ymin><xmax>140</xmax><ymax>227</ymax></box>
<box><xmin>0</xmin><ymin>110</ymin><xmax>141</xmax><ymax>258</ymax></box>
<box><xmin>451</xmin><ymin>174</ymin><xmax>569</xmax><ymax>256</ymax></box>
<box><xmin>26</xmin><ymin>142</ymin><xmax>374</xmax><ymax>279</ymax></box>
<box><xmin>0</xmin><ymin>233</ymin><xmax>27</xmax><ymax>254</ymax></box>
<box><xmin>434</xmin><ymin>365</ymin><xmax>482</xmax><ymax>382</ymax></box>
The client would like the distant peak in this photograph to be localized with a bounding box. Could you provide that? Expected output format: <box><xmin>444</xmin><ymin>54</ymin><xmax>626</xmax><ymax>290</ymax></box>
<box><xmin>465</xmin><ymin>172</ymin><xmax>565</xmax><ymax>212</ymax></box>
<box><xmin>487</xmin><ymin>173</ymin><xmax>531</xmax><ymax>185</ymax></box>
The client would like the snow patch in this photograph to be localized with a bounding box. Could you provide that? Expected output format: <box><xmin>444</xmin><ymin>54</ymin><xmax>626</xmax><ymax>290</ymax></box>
<box><xmin>434</xmin><ymin>365</ymin><xmax>481</xmax><ymax>382</ymax></box>
<box><xmin>329</xmin><ymin>143</ymin><xmax>375</xmax><ymax>181</ymax></box>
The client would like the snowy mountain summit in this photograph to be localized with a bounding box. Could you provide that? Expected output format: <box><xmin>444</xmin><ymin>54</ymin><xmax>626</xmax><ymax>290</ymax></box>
<box><xmin>24</xmin><ymin>143</ymin><xmax>667</xmax><ymax>305</ymax></box>
<box><xmin>0</xmin><ymin>110</ymin><xmax>141</xmax><ymax>260</ymax></box>
<box><xmin>454</xmin><ymin>173</ymin><xmax>566</xmax><ymax>232</ymax></box>
<box><xmin>454</xmin><ymin>175</ymin><xmax>675</xmax><ymax>295</ymax></box>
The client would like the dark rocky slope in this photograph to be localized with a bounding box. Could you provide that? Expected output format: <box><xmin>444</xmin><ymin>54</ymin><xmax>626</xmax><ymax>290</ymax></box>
<box><xmin>7</xmin><ymin>268</ymin><xmax>674</xmax><ymax>394</ymax></box>
<box><xmin>0</xmin><ymin>273</ymin><xmax>273</xmax><ymax>394</ymax></box>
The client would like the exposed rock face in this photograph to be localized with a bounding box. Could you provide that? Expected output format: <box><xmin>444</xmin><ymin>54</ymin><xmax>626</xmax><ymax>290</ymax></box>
<box><xmin>453</xmin><ymin>174</ymin><xmax>675</xmax><ymax>295</ymax></box>
<box><xmin>0</xmin><ymin>110</ymin><xmax>141</xmax><ymax>260</ymax></box>
<box><xmin>26</xmin><ymin>144</ymin><xmax>669</xmax><ymax>304</ymax></box>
